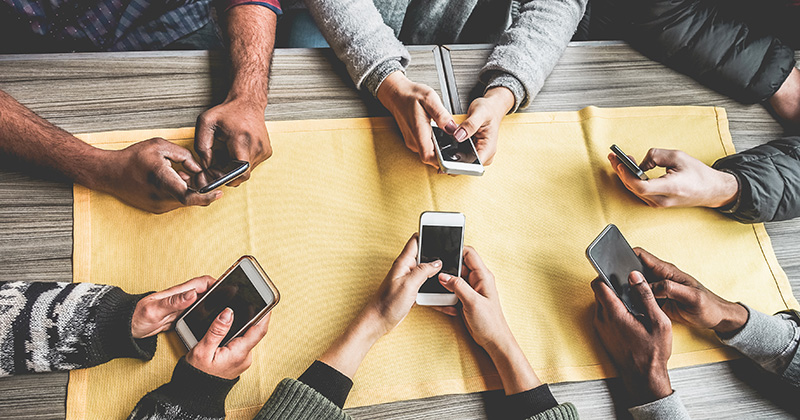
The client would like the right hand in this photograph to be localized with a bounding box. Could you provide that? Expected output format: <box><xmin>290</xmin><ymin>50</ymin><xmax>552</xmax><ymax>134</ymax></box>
<box><xmin>376</xmin><ymin>71</ymin><xmax>458</xmax><ymax>168</ymax></box>
<box><xmin>185</xmin><ymin>308</ymin><xmax>271</xmax><ymax>379</ymax></box>
<box><xmin>95</xmin><ymin>138</ymin><xmax>222</xmax><ymax>214</ymax></box>
<box><xmin>636</xmin><ymin>247</ymin><xmax>749</xmax><ymax>334</ymax></box>
<box><xmin>609</xmin><ymin>148</ymin><xmax>738</xmax><ymax>208</ymax></box>
<box><xmin>434</xmin><ymin>247</ymin><xmax>515</xmax><ymax>352</ymax></box>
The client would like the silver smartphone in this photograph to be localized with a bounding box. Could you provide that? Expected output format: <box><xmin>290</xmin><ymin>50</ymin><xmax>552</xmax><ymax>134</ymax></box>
<box><xmin>416</xmin><ymin>211</ymin><xmax>464</xmax><ymax>306</ymax></box>
<box><xmin>431</xmin><ymin>124</ymin><xmax>484</xmax><ymax>176</ymax></box>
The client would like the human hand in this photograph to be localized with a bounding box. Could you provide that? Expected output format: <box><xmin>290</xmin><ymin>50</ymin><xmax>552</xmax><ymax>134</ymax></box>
<box><xmin>94</xmin><ymin>138</ymin><xmax>222</xmax><ymax>214</ymax></box>
<box><xmin>131</xmin><ymin>276</ymin><xmax>217</xmax><ymax>339</ymax></box>
<box><xmin>592</xmin><ymin>272</ymin><xmax>673</xmax><ymax>406</ymax></box>
<box><xmin>361</xmin><ymin>234</ymin><xmax>442</xmax><ymax>337</ymax></box>
<box><xmin>185</xmin><ymin>308</ymin><xmax>271</xmax><ymax>379</ymax></box>
<box><xmin>769</xmin><ymin>67</ymin><xmax>800</xmax><ymax>124</ymax></box>
<box><xmin>453</xmin><ymin>87</ymin><xmax>515</xmax><ymax>166</ymax></box>
<box><xmin>609</xmin><ymin>148</ymin><xmax>738</xmax><ymax>208</ymax></box>
<box><xmin>195</xmin><ymin>98</ymin><xmax>271</xmax><ymax>186</ymax></box>
<box><xmin>636</xmin><ymin>248</ymin><xmax>749</xmax><ymax>334</ymax></box>
<box><xmin>376</xmin><ymin>71</ymin><xmax>458</xmax><ymax>168</ymax></box>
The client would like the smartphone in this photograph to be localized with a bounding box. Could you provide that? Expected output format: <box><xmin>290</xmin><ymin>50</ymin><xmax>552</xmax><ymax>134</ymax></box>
<box><xmin>610</xmin><ymin>144</ymin><xmax>648</xmax><ymax>181</ymax></box>
<box><xmin>175</xmin><ymin>256</ymin><xmax>280</xmax><ymax>349</ymax></box>
<box><xmin>431</xmin><ymin>124</ymin><xmax>484</xmax><ymax>176</ymax></box>
<box><xmin>416</xmin><ymin>211</ymin><xmax>465</xmax><ymax>306</ymax></box>
<box><xmin>585</xmin><ymin>224</ymin><xmax>650</xmax><ymax>317</ymax></box>
<box><xmin>189</xmin><ymin>160</ymin><xmax>249</xmax><ymax>194</ymax></box>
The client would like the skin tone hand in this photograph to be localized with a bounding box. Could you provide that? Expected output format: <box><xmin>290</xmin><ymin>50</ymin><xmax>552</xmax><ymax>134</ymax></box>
<box><xmin>636</xmin><ymin>247</ymin><xmax>749</xmax><ymax>335</ymax></box>
<box><xmin>434</xmin><ymin>247</ymin><xmax>542</xmax><ymax>394</ymax></box>
<box><xmin>609</xmin><ymin>148</ymin><xmax>738</xmax><ymax>208</ymax></box>
<box><xmin>185</xmin><ymin>308</ymin><xmax>271</xmax><ymax>379</ymax></box>
<box><xmin>94</xmin><ymin>138</ymin><xmax>223</xmax><ymax>214</ymax></box>
<box><xmin>318</xmin><ymin>235</ymin><xmax>441</xmax><ymax>379</ymax></box>
<box><xmin>195</xmin><ymin>5</ymin><xmax>277</xmax><ymax>186</ymax></box>
<box><xmin>453</xmin><ymin>87</ymin><xmax>515</xmax><ymax>165</ymax></box>
<box><xmin>769</xmin><ymin>67</ymin><xmax>800</xmax><ymax>124</ymax></box>
<box><xmin>131</xmin><ymin>276</ymin><xmax>217</xmax><ymax>339</ymax></box>
<box><xmin>592</xmin><ymin>273</ymin><xmax>673</xmax><ymax>406</ymax></box>
<box><xmin>376</xmin><ymin>71</ymin><xmax>459</xmax><ymax>168</ymax></box>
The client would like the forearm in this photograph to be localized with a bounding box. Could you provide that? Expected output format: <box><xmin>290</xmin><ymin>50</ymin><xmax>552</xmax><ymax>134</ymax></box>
<box><xmin>222</xmin><ymin>5</ymin><xmax>276</xmax><ymax>108</ymax></box>
<box><xmin>0</xmin><ymin>90</ymin><xmax>104</xmax><ymax>187</ymax></box>
<box><xmin>318</xmin><ymin>309</ymin><xmax>384</xmax><ymax>380</ymax></box>
<box><xmin>484</xmin><ymin>336</ymin><xmax>542</xmax><ymax>395</ymax></box>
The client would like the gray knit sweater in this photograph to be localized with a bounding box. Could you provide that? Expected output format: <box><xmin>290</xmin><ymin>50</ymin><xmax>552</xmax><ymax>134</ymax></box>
<box><xmin>301</xmin><ymin>0</ymin><xmax>587</xmax><ymax>112</ymax></box>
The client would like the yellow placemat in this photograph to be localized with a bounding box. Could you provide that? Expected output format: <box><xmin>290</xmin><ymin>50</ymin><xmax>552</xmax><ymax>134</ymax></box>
<box><xmin>68</xmin><ymin>106</ymin><xmax>799</xmax><ymax>419</ymax></box>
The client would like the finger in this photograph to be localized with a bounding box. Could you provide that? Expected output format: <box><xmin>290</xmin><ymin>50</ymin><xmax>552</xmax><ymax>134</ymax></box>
<box><xmin>227</xmin><ymin>312</ymin><xmax>271</xmax><ymax>352</ymax></box>
<box><xmin>196</xmin><ymin>308</ymin><xmax>234</xmax><ymax>352</ymax></box>
<box><xmin>475</xmin><ymin>138</ymin><xmax>497</xmax><ymax>166</ymax></box>
<box><xmin>628</xmin><ymin>271</ymin><xmax>667</xmax><ymax>323</ymax></box>
<box><xmin>419</xmin><ymin>90</ymin><xmax>456</xmax><ymax>137</ymax></box>
<box><xmin>225</xmin><ymin>138</ymin><xmax>254</xmax><ymax>188</ymax></box>
<box><xmin>184</xmin><ymin>190</ymin><xmax>223</xmax><ymax>207</ymax></box>
<box><xmin>462</xmin><ymin>247</ymin><xmax>491</xmax><ymax>284</ymax></box>
<box><xmin>391</xmin><ymin>234</ymin><xmax>420</xmax><ymax>275</ymax></box>
<box><xmin>640</xmin><ymin>148</ymin><xmax>680</xmax><ymax>171</ymax></box>
<box><xmin>411</xmin><ymin>116</ymin><xmax>437</xmax><ymax>167</ymax></box>
<box><xmin>161</xmin><ymin>288</ymin><xmax>198</xmax><ymax>313</ymax></box>
<box><xmin>633</xmin><ymin>247</ymin><xmax>676</xmax><ymax>281</ymax></box>
<box><xmin>194</xmin><ymin>112</ymin><xmax>217</xmax><ymax>168</ymax></box>
<box><xmin>151</xmin><ymin>275</ymin><xmax>217</xmax><ymax>299</ymax></box>
<box><xmin>455</xmin><ymin>106</ymin><xmax>488</xmax><ymax>142</ymax></box>
<box><xmin>590</xmin><ymin>277</ymin><xmax>627</xmax><ymax>318</ymax></box>
<box><xmin>650</xmin><ymin>279</ymin><xmax>697</xmax><ymax>306</ymax></box>
<box><xmin>430</xmin><ymin>306</ymin><xmax>459</xmax><ymax>316</ymax></box>
<box><xmin>438</xmin><ymin>273</ymin><xmax>481</xmax><ymax>305</ymax></box>
<box><xmin>159</xmin><ymin>140</ymin><xmax>203</xmax><ymax>173</ymax></box>
<box><xmin>406</xmin><ymin>260</ymin><xmax>443</xmax><ymax>290</ymax></box>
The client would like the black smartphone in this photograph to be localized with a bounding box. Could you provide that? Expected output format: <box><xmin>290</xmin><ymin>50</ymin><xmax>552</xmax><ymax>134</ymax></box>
<box><xmin>610</xmin><ymin>144</ymin><xmax>648</xmax><ymax>181</ymax></box>
<box><xmin>189</xmin><ymin>160</ymin><xmax>249</xmax><ymax>194</ymax></box>
<box><xmin>585</xmin><ymin>224</ymin><xmax>650</xmax><ymax>316</ymax></box>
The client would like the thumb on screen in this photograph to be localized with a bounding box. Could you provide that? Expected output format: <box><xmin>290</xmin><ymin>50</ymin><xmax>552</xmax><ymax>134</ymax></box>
<box><xmin>199</xmin><ymin>308</ymin><xmax>234</xmax><ymax>349</ymax></box>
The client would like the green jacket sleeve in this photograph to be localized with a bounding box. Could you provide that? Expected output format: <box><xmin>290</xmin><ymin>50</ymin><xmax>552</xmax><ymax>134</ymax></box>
<box><xmin>254</xmin><ymin>378</ymin><xmax>351</xmax><ymax>420</ymax></box>
<box><xmin>525</xmin><ymin>402</ymin><xmax>579</xmax><ymax>420</ymax></box>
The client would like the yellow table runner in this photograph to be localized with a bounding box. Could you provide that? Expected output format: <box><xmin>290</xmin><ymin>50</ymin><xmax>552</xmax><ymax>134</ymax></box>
<box><xmin>68</xmin><ymin>106</ymin><xmax>799</xmax><ymax>419</ymax></box>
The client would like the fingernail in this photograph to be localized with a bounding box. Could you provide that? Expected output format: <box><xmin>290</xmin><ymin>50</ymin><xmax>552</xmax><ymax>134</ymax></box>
<box><xmin>219</xmin><ymin>308</ymin><xmax>233</xmax><ymax>323</ymax></box>
<box><xmin>439</xmin><ymin>273</ymin><xmax>452</xmax><ymax>282</ymax></box>
<box><xmin>454</xmin><ymin>128</ymin><xmax>467</xmax><ymax>142</ymax></box>
<box><xmin>432</xmin><ymin>260</ymin><xmax>442</xmax><ymax>267</ymax></box>
<box><xmin>445</xmin><ymin>120</ymin><xmax>458</xmax><ymax>134</ymax></box>
<box><xmin>182</xmin><ymin>290</ymin><xmax>195</xmax><ymax>301</ymax></box>
<box><xmin>629</xmin><ymin>272</ymin><xmax>644</xmax><ymax>285</ymax></box>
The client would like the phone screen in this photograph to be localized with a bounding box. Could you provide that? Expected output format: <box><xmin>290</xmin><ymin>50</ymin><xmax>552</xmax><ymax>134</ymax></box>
<box><xmin>587</xmin><ymin>225</ymin><xmax>647</xmax><ymax>315</ymax></box>
<box><xmin>432</xmin><ymin>127</ymin><xmax>479</xmax><ymax>164</ymax></box>
<box><xmin>189</xmin><ymin>160</ymin><xmax>248</xmax><ymax>193</ymax></box>
<box><xmin>419</xmin><ymin>225</ymin><xmax>463</xmax><ymax>293</ymax></box>
<box><xmin>183</xmin><ymin>266</ymin><xmax>273</xmax><ymax>344</ymax></box>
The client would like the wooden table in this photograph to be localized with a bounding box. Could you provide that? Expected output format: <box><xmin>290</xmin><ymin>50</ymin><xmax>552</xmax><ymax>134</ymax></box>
<box><xmin>1</xmin><ymin>42</ymin><xmax>799</xmax><ymax>419</ymax></box>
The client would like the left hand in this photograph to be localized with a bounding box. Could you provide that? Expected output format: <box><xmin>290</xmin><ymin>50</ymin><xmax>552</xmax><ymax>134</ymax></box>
<box><xmin>195</xmin><ymin>99</ymin><xmax>271</xmax><ymax>187</ymax></box>
<box><xmin>131</xmin><ymin>275</ymin><xmax>217</xmax><ymax>339</ymax></box>
<box><xmin>592</xmin><ymin>272</ymin><xmax>674</xmax><ymax>406</ymax></box>
<box><xmin>453</xmin><ymin>86</ymin><xmax>515</xmax><ymax>166</ymax></box>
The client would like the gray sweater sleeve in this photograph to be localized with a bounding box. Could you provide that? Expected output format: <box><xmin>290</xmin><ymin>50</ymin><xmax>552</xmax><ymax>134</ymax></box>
<box><xmin>303</xmin><ymin>0</ymin><xmax>410</xmax><ymax>96</ymax></box>
<box><xmin>481</xmin><ymin>0</ymin><xmax>587</xmax><ymax>112</ymax></box>
<box><xmin>628</xmin><ymin>392</ymin><xmax>691</xmax><ymax>420</ymax></box>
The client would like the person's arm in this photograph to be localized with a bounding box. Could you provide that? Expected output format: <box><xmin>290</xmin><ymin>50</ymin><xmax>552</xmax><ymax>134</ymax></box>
<box><xmin>624</xmin><ymin>0</ymin><xmax>796</xmax><ymax>105</ymax></box>
<box><xmin>435</xmin><ymin>248</ymin><xmax>578</xmax><ymax>420</ymax></box>
<box><xmin>0</xmin><ymin>276</ymin><xmax>213</xmax><ymax>377</ymax></box>
<box><xmin>195</xmin><ymin>2</ymin><xmax>279</xmax><ymax>185</ymax></box>
<box><xmin>0</xmin><ymin>90</ymin><xmax>220</xmax><ymax>214</ymax></box>
<box><xmin>129</xmin><ymin>308</ymin><xmax>271</xmax><ymax>420</ymax></box>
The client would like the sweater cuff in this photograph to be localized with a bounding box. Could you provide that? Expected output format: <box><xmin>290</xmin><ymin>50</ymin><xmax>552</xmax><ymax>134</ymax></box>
<box><xmin>89</xmin><ymin>288</ymin><xmax>156</xmax><ymax>364</ymax></box>
<box><xmin>485</xmin><ymin>71</ymin><xmax>526</xmax><ymax>113</ymax></box>
<box><xmin>297</xmin><ymin>360</ymin><xmax>353</xmax><ymax>408</ymax></box>
<box><xmin>254</xmin><ymin>378</ymin><xmax>349</xmax><ymax>420</ymax></box>
<box><xmin>628</xmin><ymin>392</ymin><xmax>690</xmax><ymax>420</ymax></box>
<box><xmin>363</xmin><ymin>60</ymin><xmax>405</xmax><ymax>98</ymax></box>
<box><xmin>718</xmin><ymin>305</ymin><xmax>800</xmax><ymax>375</ymax></box>
<box><xmin>525</xmin><ymin>402</ymin><xmax>579</xmax><ymax>420</ymax></box>
<box><xmin>506</xmin><ymin>383</ymin><xmax>559</xmax><ymax>419</ymax></box>
<box><xmin>151</xmin><ymin>357</ymin><xmax>238</xmax><ymax>418</ymax></box>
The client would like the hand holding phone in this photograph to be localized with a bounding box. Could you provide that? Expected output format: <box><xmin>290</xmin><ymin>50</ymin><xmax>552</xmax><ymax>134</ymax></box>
<box><xmin>610</xmin><ymin>144</ymin><xmax>648</xmax><ymax>181</ymax></box>
<box><xmin>416</xmin><ymin>211</ymin><xmax>465</xmax><ymax>306</ymax></box>
<box><xmin>188</xmin><ymin>159</ymin><xmax>249</xmax><ymax>194</ymax></box>
<box><xmin>432</xmin><ymin>125</ymin><xmax>485</xmax><ymax>176</ymax></box>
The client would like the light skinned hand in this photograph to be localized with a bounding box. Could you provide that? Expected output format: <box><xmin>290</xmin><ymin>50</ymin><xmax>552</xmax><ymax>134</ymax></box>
<box><xmin>131</xmin><ymin>275</ymin><xmax>217</xmax><ymax>339</ymax></box>
<box><xmin>94</xmin><ymin>138</ymin><xmax>222</xmax><ymax>213</ymax></box>
<box><xmin>185</xmin><ymin>308</ymin><xmax>271</xmax><ymax>379</ymax></box>
<box><xmin>608</xmin><ymin>148</ymin><xmax>738</xmax><ymax>208</ymax></box>
<box><xmin>636</xmin><ymin>247</ymin><xmax>749</xmax><ymax>335</ymax></box>
<box><xmin>592</xmin><ymin>272</ymin><xmax>673</xmax><ymax>406</ymax></box>
<box><xmin>376</xmin><ymin>71</ymin><xmax>458</xmax><ymax>168</ymax></box>
<box><xmin>195</xmin><ymin>98</ymin><xmax>271</xmax><ymax>186</ymax></box>
<box><xmin>453</xmin><ymin>86</ymin><xmax>515</xmax><ymax>166</ymax></box>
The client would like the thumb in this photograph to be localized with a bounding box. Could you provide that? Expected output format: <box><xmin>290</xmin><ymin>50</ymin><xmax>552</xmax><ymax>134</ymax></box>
<box><xmin>438</xmin><ymin>273</ymin><xmax>481</xmax><ymax>304</ymax></box>
<box><xmin>163</xmin><ymin>289</ymin><xmax>198</xmax><ymax>313</ymax></box>
<box><xmin>407</xmin><ymin>260</ymin><xmax>443</xmax><ymax>290</ymax></box>
<box><xmin>194</xmin><ymin>112</ymin><xmax>217</xmax><ymax>169</ymax></box>
<box><xmin>198</xmin><ymin>308</ymin><xmax>233</xmax><ymax>349</ymax></box>
<box><xmin>640</xmin><ymin>148</ymin><xmax>680</xmax><ymax>172</ymax></box>
<box><xmin>454</xmin><ymin>107</ymin><xmax>487</xmax><ymax>143</ymax></box>
<box><xmin>650</xmin><ymin>279</ymin><xmax>696</xmax><ymax>306</ymax></box>
<box><xmin>628</xmin><ymin>272</ymin><xmax>667</xmax><ymax>323</ymax></box>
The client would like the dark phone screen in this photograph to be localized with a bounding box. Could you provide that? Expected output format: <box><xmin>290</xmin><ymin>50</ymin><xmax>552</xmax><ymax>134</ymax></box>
<box><xmin>189</xmin><ymin>160</ymin><xmax>247</xmax><ymax>192</ymax></box>
<box><xmin>184</xmin><ymin>266</ymin><xmax>273</xmax><ymax>345</ymax></box>
<box><xmin>419</xmin><ymin>225</ymin><xmax>462</xmax><ymax>293</ymax></box>
<box><xmin>432</xmin><ymin>127</ymin><xmax>479</xmax><ymax>164</ymax></box>
<box><xmin>588</xmin><ymin>225</ymin><xmax>647</xmax><ymax>315</ymax></box>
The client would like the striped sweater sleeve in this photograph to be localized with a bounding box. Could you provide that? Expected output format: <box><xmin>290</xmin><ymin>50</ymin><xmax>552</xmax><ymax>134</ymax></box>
<box><xmin>0</xmin><ymin>281</ymin><xmax>156</xmax><ymax>376</ymax></box>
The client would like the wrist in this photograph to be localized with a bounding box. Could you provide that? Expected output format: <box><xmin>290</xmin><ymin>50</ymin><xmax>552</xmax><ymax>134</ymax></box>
<box><xmin>223</xmin><ymin>91</ymin><xmax>268</xmax><ymax>112</ymax></box>
<box><xmin>355</xmin><ymin>305</ymin><xmax>393</xmax><ymax>342</ymax></box>
<box><xmin>712</xmin><ymin>302</ymin><xmax>749</xmax><ymax>335</ymax></box>
<box><xmin>483</xmin><ymin>86</ymin><xmax>515</xmax><ymax>116</ymax></box>
<box><xmin>78</xmin><ymin>148</ymin><xmax>116</xmax><ymax>192</ymax></box>
<box><xmin>626</xmin><ymin>363</ymin><xmax>672</xmax><ymax>405</ymax></box>
<box><xmin>375</xmin><ymin>71</ymin><xmax>407</xmax><ymax>108</ymax></box>
<box><xmin>708</xmin><ymin>170</ymin><xmax>739</xmax><ymax>208</ymax></box>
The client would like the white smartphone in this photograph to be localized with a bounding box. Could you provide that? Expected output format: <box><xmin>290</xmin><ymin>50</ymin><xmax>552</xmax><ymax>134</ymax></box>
<box><xmin>431</xmin><ymin>123</ymin><xmax>485</xmax><ymax>176</ymax></box>
<box><xmin>416</xmin><ymin>211</ymin><xmax>465</xmax><ymax>306</ymax></box>
<box><xmin>175</xmin><ymin>256</ymin><xmax>280</xmax><ymax>350</ymax></box>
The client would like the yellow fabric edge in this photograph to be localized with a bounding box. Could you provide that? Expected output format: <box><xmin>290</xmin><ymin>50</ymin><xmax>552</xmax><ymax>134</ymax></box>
<box><xmin>66</xmin><ymin>368</ymin><xmax>88</xmax><ymax>420</ymax></box>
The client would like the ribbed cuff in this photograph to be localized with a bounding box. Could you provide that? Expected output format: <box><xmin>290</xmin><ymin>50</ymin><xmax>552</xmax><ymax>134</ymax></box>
<box><xmin>298</xmin><ymin>360</ymin><xmax>353</xmax><ymax>408</ymax></box>
<box><xmin>364</xmin><ymin>60</ymin><xmax>405</xmax><ymax>98</ymax></box>
<box><xmin>525</xmin><ymin>402</ymin><xmax>578</xmax><ymax>420</ymax></box>
<box><xmin>629</xmin><ymin>392</ymin><xmax>690</xmax><ymax>420</ymax></box>
<box><xmin>718</xmin><ymin>305</ymin><xmax>799</xmax><ymax>371</ymax></box>
<box><xmin>506</xmin><ymin>383</ymin><xmax>559</xmax><ymax>419</ymax></box>
<box><xmin>90</xmin><ymin>288</ymin><xmax>156</xmax><ymax>365</ymax></box>
<box><xmin>485</xmin><ymin>71</ymin><xmax>526</xmax><ymax>113</ymax></box>
<box><xmin>151</xmin><ymin>357</ymin><xmax>239</xmax><ymax>418</ymax></box>
<box><xmin>253</xmin><ymin>378</ymin><xmax>349</xmax><ymax>420</ymax></box>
